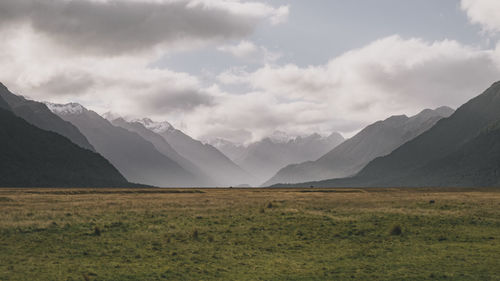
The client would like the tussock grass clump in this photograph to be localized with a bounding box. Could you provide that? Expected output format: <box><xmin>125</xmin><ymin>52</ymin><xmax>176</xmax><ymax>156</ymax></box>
<box><xmin>192</xmin><ymin>229</ymin><xmax>199</xmax><ymax>240</ymax></box>
<box><xmin>390</xmin><ymin>225</ymin><xmax>402</xmax><ymax>236</ymax></box>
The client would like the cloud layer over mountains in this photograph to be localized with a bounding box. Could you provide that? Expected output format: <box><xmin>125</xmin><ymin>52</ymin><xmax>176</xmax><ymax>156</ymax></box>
<box><xmin>216</xmin><ymin>36</ymin><xmax>500</xmax><ymax>136</ymax></box>
<box><xmin>0</xmin><ymin>0</ymin><xmax>499</xmax><ymax>143</ymax></box>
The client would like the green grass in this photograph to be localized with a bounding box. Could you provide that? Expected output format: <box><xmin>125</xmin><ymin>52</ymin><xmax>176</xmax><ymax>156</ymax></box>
<box><xmin>0</xmin><ymin>188</ymin><xmax>499</xmax><ymax>280</ymax></box>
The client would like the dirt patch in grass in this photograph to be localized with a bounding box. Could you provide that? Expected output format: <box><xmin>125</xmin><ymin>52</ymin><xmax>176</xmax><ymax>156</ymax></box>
<box><xmin>0</xmin><ymin>196</ymin><xmax>14</xmax><ymax>202</ymax></box>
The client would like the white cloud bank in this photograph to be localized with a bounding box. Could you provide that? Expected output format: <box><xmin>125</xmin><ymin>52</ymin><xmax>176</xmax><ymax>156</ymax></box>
<box><xmin>217</xmin><ymin>40</ymin><xmax>282</xmax><ymax>63</ymax></box>
<box><xmin>461</xmin><ymin>0</ymin><xmax>500</xmax><ymax>33</ymax></box>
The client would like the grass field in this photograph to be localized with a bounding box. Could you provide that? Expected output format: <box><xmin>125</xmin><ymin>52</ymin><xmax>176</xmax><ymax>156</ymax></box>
<box><xmin>1</xmin><ymin>188</ymin><xmax>499</xmax><ymax>280</ymax></box>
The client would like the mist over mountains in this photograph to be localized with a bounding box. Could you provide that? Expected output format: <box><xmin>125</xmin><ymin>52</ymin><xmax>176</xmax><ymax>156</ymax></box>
<box><xmin>47</xmin><ymin>103</ymin><xmax>201</xmax><ymax>187</ymax></box>
<box><xmin>110</xmin><ymin>118</ymin><xmax>216</xmax><ymax>186</ymax></box>
<box><xmin>210</xmin><ymin>132</ymin><xmax>345</xmax><ymax>184</ymax></box>
<box><xmin>135</xmin><ymin>118</ymin><xmax>256</xmax><ymax>187</ymax></box>
<box><xmin>3</xmin><ymin>80</ymin><xmax>500</xmax><ymax>188</ymax></box>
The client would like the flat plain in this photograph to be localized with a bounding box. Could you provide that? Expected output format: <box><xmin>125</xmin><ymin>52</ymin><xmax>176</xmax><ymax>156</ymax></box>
<box><xmin>0</xmin><ymin>188</ymin><xmax>499</xmax><ymax>280</ymax></box>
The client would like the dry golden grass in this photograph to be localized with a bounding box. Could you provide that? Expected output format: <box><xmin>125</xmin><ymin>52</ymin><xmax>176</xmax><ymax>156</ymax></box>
<box><xmin>1</xmin><ymin>188</ymin><xmax>500</xmax><ymax>280</ymax></box>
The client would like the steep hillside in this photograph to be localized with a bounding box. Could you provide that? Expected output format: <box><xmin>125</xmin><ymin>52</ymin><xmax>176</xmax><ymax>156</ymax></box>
<box><xmin>265</xmin><ymin>107</ymin><xmax>453</xmax><ymax>186</ymax></box>
<box><xmin>137</xmin><ymin>118</ymin><xmax>255</xmax><ymax>186</ymax></box>
<box><xmin>48</xmin><ymin>104</ymin><xmax>199</xmax><ymax>187</ymax></box>
<box><xmin>278</xmin><ymin>82</ymin><xmax>500</xmax><ymax>188</ymax></box>
<box><xmin>403</xmin><ymin>122</ymin><xmax>500</xmax><ymax>187</ymax></box>
<box><xmin>111</xmin><ymin>118</ymin><xmax>216</xmax><ymax>187</ymax></box>
<box><xmin>355</xmin><ymin>82</ymin><xmax>500</xmax><ymax>187</ymax></box>
<box><xmin>0</xmin><ymin>83</ymin><xmax>95</xmax><ymax>151</ymax></box>
<box><xmin>0</xmin><ymin>96</ymin><xmax>128</xmax><ymax>187</ymax></box>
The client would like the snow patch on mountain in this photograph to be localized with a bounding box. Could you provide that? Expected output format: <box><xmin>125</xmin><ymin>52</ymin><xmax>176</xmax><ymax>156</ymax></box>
<box><xmin>45</xmin><ymin>102</ymin><xmax>85</xmax><ymax>115</ymax></box>
<box><xmin>135</xmin><ymin>118</ymin><xmax>175</xmax><ymax>134</ymax></box>
<box><xmin>268</xmin><ymin>130</ymin><xmax>295</xmax><ymax>143</ymax></box>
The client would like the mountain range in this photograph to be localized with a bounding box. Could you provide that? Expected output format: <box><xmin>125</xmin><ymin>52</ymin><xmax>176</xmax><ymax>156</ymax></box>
<box><xmin>211</xmin><ymin>132</ymin><xmax>345</xmax><ymax>184</ymax></box>
<box><xmin>0</xmin><ymin>83</ymin><xmax>129</xmax><ymax>187</ymax></box>
<box><xmin>47</xmin><ymin>103</ymin><xmax>202</xmax><ymax>187</ymax></box>
<box><xmin>273</xmin><ymin>82</ymin><xmax>500</xmax><ymax>188</ymax></box>
<box><xmin>3</xmin><ymin>79</ymin><xmax>500</xmax><ymax>188</ymax></box>
<box><xmin>264</xmin><ymin>107</ymin><xmax>454</xmax><ymax>186</ymax></box>
<box><xmin>110</xmin><ymin>118</ymin><xmax>216</xmax><ymax>186</ymax></box>
<box><xmin>135</xmin><ymin>118</ymin><xmax>255</xmax><ymax>186</ymax></box>
<box><xmin>0</xmin><ymin>84</ymin><xmax>95</xmax><ymax>151</ymax></box>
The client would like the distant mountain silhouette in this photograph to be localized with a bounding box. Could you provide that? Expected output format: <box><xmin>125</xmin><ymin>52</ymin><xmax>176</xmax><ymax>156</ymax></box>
<box><xmin>265</xmin><ymin>107</ymin><xmax>454</xmax><ymax>186</ymax></box>
<box><xmin>0</xmin><ymin>94</ymin><xmax>128</xmax><ymax>187</ymax></box>
<box><xmin>137</xmin><ymin>118</ymin><xmax>255</xmax><ymax>186</ymax></box>
<box><xmin>48</xmin><ymin>104</ymin><xmax>199</xmax><ymax>187</ymax></box>
<box><xmin>214</xmin><ymin>133</ymin><xmax>345</xmax><ymax>184</ymax></box>
<box><xmin>275</xmin><ymin>82</ymin><xmax>500</xmax><ymax>188</ymax></box>
<box><xmin>208</xmin><ymin>138</ymin><xmax>247</xmax><ymax>163</ymax></box>
<box><xmin>0</xmin><ymin>83</ymin><xmax>95</xmax><ymax>151</ymax></box>
<box><xmin>111</xmin><ymin>118</ymin><xmax>216</xmax><ymax>187</ymax></box>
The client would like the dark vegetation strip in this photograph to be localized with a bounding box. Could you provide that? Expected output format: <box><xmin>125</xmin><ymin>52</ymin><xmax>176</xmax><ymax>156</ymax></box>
<box><xmin>21</xmin><ymin>190</ymin><xmax>205</xmax><ymax>195</ymax></box>
<box><xmin>298</xmin><ymin>190</ymin><xmax>364</xmax><ymax>193</ymax></box>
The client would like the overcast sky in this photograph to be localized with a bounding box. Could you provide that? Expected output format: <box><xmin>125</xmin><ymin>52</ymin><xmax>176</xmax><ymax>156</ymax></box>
<box><xmin>1</xmin><ymin>0</ymin><xmax>500</xmax><ymax>143</ymax></box>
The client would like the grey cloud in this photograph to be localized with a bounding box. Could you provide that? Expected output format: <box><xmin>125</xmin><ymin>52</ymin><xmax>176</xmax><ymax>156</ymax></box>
<box><xmin>142</xmin><ymin>88</ymin><xmax>214</xmax><ymax>114</ymax></box>
<box><xmin>367</xmin><ymin>51</ymin><xmax>500</xmax><ymax>109</ymax></box>
<box><xmin>200</xmin><ymin>128</ymin><xmax>253</xmax><ymax>144</ymax></box>
<box><xmin>35</xmin><ymin>72</ymin><xmax>95</xmax><ymax>96</ymax></box>
<box><xmin>326</xmin><ymin>119</ymin><xmax>368</xmax><ymax>135</ymax></box>
<box><xmin>0</xmin><ymin>0</ymin><xmax>263</xmax><ymax>55</ymax></box>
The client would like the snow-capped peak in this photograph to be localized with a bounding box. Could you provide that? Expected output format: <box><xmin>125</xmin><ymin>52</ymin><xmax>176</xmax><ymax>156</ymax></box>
<box><xmin>102</xmin><ymin>111</ymin><xmax>121</xmax><ymax>121</ymax></box>
<box><xmin>45</xmin><ymin>102</ymin><xmax>85</xmax><ymax>115</ymax></box>
<box><xmin>135</xmin><ymin>118</ymin><xmax>174</xmax><ymax>134</ymax></box>
<box><xmin>207</xmin><ymin>138</ymin><xmax>242</xmax><ymax>148</ymax></box>
<box><xmin>268</xmin><ymin>130</ymin><xmax>294</xmax><ymax>143</ymax></box>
